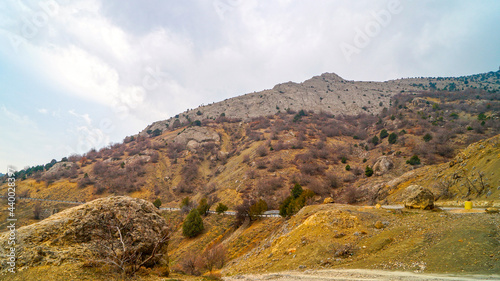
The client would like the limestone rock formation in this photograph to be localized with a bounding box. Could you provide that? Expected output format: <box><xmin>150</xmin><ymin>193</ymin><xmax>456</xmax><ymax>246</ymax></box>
<box><xmin>0</xmin><ymin>196</ymin><xmax>169</xmax><ymax>272</ymax></box>
<box><xmin>372</xmin><ymin>156</ymin><xmax>394</xmax><ymax>176</ymax></box>
<box><xmin>402</xmin><ymin>185</ymin><xmax>435</xmax><ymax>210</ymax></box>
<box><xmin>173</xmin><ymin>127</ymin><xmax>220</xmax><ymax>150</ymax></box>
<box><xmin>142</xmin><ymin>72</ymin><xmax>438</xmax><ymax>135</ymax></box>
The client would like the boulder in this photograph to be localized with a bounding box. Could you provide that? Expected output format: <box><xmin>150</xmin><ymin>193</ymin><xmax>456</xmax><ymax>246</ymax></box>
<box><xmin>372</xmin><ymin>156</ymin><xmax>394</xmax><ymax>176</ymax></box>
<box><xmin>173</xmin><ymin>127</ymin><xmax>220</xmax><ymax>150</ymax></box>
<box><xmin>323</xmin><ymin>197</ymin><xmax>334</xmax><ymax>204</ymax></box>
<box><xmin>486</xmin><ymin>207</ymin><xmax>499</xmax><ymax>214</ymax></box>
<box><xmin>402</xmin><ymin>185</ymin><xmax>435</xmax><ymax>210</ymax></box>
<box><xmin>0</xmin><ymin>196</ymin><xmax>169</xmax><ymax>272</ymax></box>
<box><xmin>374</xmin><ymin>221</ymin><xmax>385</xmax><ymax>229</ymax></box>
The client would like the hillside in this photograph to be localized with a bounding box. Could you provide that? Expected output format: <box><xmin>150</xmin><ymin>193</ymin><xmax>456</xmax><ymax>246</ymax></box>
<box><xmin>1</xmin><ymin>71</ymin><xmax>500</xmax><ymax>222</ymax></box>
<box><xmin>0</xmin><ymin>70</ymin><xmax>499</xmax><ymax>279</ymax></box>
<box><xmin>2</xmin><ymin>199</ymin><xmax>499</xmax><ymax>280</ymax></box>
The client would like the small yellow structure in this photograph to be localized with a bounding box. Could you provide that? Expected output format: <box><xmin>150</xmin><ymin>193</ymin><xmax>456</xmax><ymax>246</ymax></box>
<box><xmin>464</xmin><ymin>201</ymin><xmax>473</xmax><ymax>210</ymax></box>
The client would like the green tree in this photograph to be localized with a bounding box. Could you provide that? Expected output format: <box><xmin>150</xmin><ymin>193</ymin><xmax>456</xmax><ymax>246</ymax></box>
<box><xmin>153</xmin><ymin>198</ymin><xmax>162</xmax><ymax>209</ymax></box>
<box><xmin>388</xmin><ymin>132</ymin><xmax>398</xmax><ymax>144</ymax></box>
<box><xmin>345</xmin><ymin>165</ymin><xmax>350</xmax><ymax>171</ymax></box>
<box><xmin>291</xmin><ymin>183</ymin><xmax>303</xmax><ymax>199</ymax></box>
<box><xmin>365</xmin><ymin>166</ymin><xmax>374</xmax><ymax>177</ymax></box>
<box><xmin>371</xmin><ymin>135</ymin><xmax>379</xmax><ymax>145</ymax></box>
<box><xmin>279</xmin><ymin>196</ymin><xmax>293</xmax><ymax>217</ymax></box>
<box><xmin>151</xmin><ymin>128</ymin><xmax>162</xmax><ymax>137</ymax></box>
<box><xmin>406</xmin><ymin>155</ymin><xmax>421</xmax><ymax>165</ymax></box>
<box><xmin>180</xmin><ymin>197</ymin><xmax>191</xmax><ymax>209</ymax></box>
<box><xmin>197</xmin><ymin>198</ymin><xmax>210</xmax><ymax>216</ymax></box>
<box><xmin>215</xmin><ymin>203</ymin><xmax>228</xmax><ymax>214</ymax></box>
<box><xmin>341</xmin><ymin>156</ymin><xmax>347</xmax><ymax>164</ymax></box>
<box><xmin>477</xmin><ymin>113</ymin><xmax>487</xmax><ymax>121</ymax></box>
<box><xmin>182</xmin><ymin>209</ymin><xmax>204</xmax><ymax>238</ymax></box>
<box><xmin>380</xmin><ymin>129</ymin><xmax>389</xmax><ymax>139</ymax></box>
<box><xmin>423</xmin><ymin>133</ymin><xmax>433</xmax><ymax>142</ymax></box>
<box><xmin>279</xmin><ymin>188</ymin><xmax>315</xmax><ymax>218</ymax></box>
<box><xmin>249</xmin><ymin>199</ymin><xmax>268</xmax><ymax>219</ymax></box>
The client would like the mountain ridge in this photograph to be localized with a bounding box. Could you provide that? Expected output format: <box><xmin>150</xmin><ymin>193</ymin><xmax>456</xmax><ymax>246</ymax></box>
<box><xmin>142</xmin><ymin>70</ymin><xmax>500</xmax><ymax>135</ymax></box>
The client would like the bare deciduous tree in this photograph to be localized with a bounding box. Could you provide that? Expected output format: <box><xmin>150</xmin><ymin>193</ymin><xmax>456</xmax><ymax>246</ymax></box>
<box><xmin>89</xmin><ymin>212</ymin><xmax>169</xmax><ymax>277</ymax></box>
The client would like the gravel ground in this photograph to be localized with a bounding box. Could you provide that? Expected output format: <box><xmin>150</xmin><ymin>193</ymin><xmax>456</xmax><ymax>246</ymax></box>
<box><xmin>223</xmin><ymin>269</ymin><xmax>500</xmax><ymax>281</ymax></box>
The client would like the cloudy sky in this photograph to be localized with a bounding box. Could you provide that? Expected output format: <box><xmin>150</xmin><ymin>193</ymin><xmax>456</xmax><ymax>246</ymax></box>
<box><xmin>1</xmin><ymin>0</ymin><xmax>499</xmax><ymax>172</ymax></box>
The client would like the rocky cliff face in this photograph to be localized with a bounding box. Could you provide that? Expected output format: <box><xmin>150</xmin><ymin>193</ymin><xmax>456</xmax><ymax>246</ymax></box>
<box><xmin>142</xmin><ymin>73</ymin><xmax>412</xmax><ymax>134</ymax></box>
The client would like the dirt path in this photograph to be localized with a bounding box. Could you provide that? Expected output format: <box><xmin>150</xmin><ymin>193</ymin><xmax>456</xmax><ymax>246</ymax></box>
<box><xmin>223</xmin><ymin>269</ymin><xmax>500</xmax><ymax>281</ymax></box>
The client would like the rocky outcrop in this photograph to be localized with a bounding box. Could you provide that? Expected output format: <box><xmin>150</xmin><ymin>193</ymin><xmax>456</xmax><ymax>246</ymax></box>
<box><xmin>44</xmin><ymin>162</ymin><xmax>76</xmax><ymax>177</ymax></box>
<box><xmin>142</xmin><ymin>72</ymin><xmax>444</xmax><ymax>135</ymax></box>
<box><xmin>0</xmin><ymin>196</ymin><xmax>169</xmax><ymax>272</ymax></box>
<box><xmin>173</xmin><ymin>127</ymin><xmax>220</xmax><ymax>150</ymax></box>
<box><xmin>402</xmin><ymin>185</ymin><xmax>435</xmax><ymax>210</ymax></box>
<box><xmin>372</xmin><ymin>156</ymin><xmax>394</xmax><ymax>176</ymax></box>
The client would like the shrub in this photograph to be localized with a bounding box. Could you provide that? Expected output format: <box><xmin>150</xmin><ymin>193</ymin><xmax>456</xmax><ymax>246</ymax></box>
<box><xmin>197</xmin><ymin>198</ymin><xmax>210</xmax><ymax>216</ymax></box>
<box><xmin>423</xmin><ymin>133</ymin><xmax>433</xmax><ymax>142</ymax></box>
<box><xmin>380</xmin><ymin>129</ymin><xmax>389</xmax><ymax>139</ymax></box>
<box><xmin>345</xmin><ymin>165</ymin><xmax>351</xmax><ymax>171</ymax></box>
<box><xmin>388</xmin><ymin>132</ymin><xmax>398</xmax><ymax>144</ymax></box>
<box><xmin>77</xmin><ymin>176</ymin><xmax>93</xmax><ymax>188</ymax></box>
<box><xmin>180</xmin><ymin>197</ymin><xmax>194</xmax><ymax>213</ymax></box>
<box><xmin>291</xmin><ymin>183</ymin><xmax>303</xmax><ymax>199</ymax></box>
<box><xmin>235</xmin><ymin>199</ymin><xmax>252</xmax><ymax>226</ymax></box>
<box><xmin>153</xmin><ymin>198</ymin><xmax>162</xmax><ymax>209</ymax></box>
<box><xmin>150</xmin><ymin>151</ymin><xmax>160</xmax><ymax>163</ymax></box>
<box><xmin>182</xmin><ymin>209</ymin><xmax>204</xmax><ymax>238</ymax></box>
<box><xmin>299</xmin><ymin>162</ymin><xmax>325</xmax><ymax>176</ymax></box>
<box><xmin>256</xmin><ymin>145</ymin><xmax>268</xmax><ymax>157</ymax></box>
<box><xmin>341</xmin><ymin>156</ymin><xmax>347</xmax><ymax>164</ymax></box>
<box><xmin>151</xmin><ymin>128</ymin><xmax>162</xmax><ymax>137</ymax></box>
<box><xmin>343</xmin><ymin>186</ymin><xmax>362</xmax><ymax>204</ymax></box>
<box><xmin>365</xmin><ymin>166</ymin><xmax>374</xmax><ymax>177</ymax></box>
<box><xmin>406</xmin><ymin>155</ymin><xmax>421</xmax><ymax>165</ymax></box>
<box><xmin>279</xmin><ymin>187</ymin><xmax>315</xmax><ymax>217</ymax></box>
<box><xmin>307</xmin><ymin>178</ymin><xmax>330</xmax><ymax>196</ymax></box>
<box><xmin>325</xmin><ymin>172</ymin><xmax>340</xmax><ymax>189</ymax></box>
<box><xmin>249</xmin><ymin>199</ymin><xmax>268</xmax><ymax>219</ymax></box>
<box><xmin>268</xmin><ymin>158</ymin><xmax>284</xmax><ymax>172</ymax></box>
<box><xmin>177</xmin><ymin>251</ymin><xmax>203</xmax><ymax>276</ymax></box>
<box><xmin>371</xmin><ymin>136</ymin><xmax>379</xmax><ymax>145</ymax></box>
<box><xmin>215</xmin><ymin>203</ymin><xmax>228</xmax><ymax>214</ymax></box>
<box><xmin>202</xmin><ymin>244</ymin><xmax>226</xmax><ymax>273</ymax></box>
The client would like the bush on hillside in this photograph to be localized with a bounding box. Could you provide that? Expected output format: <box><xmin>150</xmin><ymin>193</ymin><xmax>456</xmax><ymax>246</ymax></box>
<box><xmin>153</xmin><ymin>198</ymin><xmax>162</xmax><ymax>209</ymax></box>
<box><xmin>406</xmin><ymin>155</ymin><xmax>421</xmax><ymax>165</ymax></box>
<box><xmin>215</xmin><ymin>203</ymin><xmax>228</xmax><ymax>214</ymax></box>
<box><xmin>388</xmin><ymin>132</ymin><xmax>398</xmax><ymax>144</ymax></box>
<box><xmin>182</xmin><ymin>209</ymin><xmax>204</xmax><ymax>238</ymax></box>
<box><xmin>279</xmin><ymin>184</ymin><xmax>315</xmax><ymax>217</ymax></box>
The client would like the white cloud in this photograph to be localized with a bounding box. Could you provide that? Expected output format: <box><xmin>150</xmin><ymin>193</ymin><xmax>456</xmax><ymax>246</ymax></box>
<box><xmin>68</xmin><ymin>109</ymin><xmax>92</xmax><ymax>125</ymax></box>
<box><xmin>1</xmin><ymin>105</ymin><xmax>36</xmax><ymax>126</ymax></box>
<box><xmin>1</xmin><ymin>0</ymin><xmax>499</xmax><ymax>171</ymax></box>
